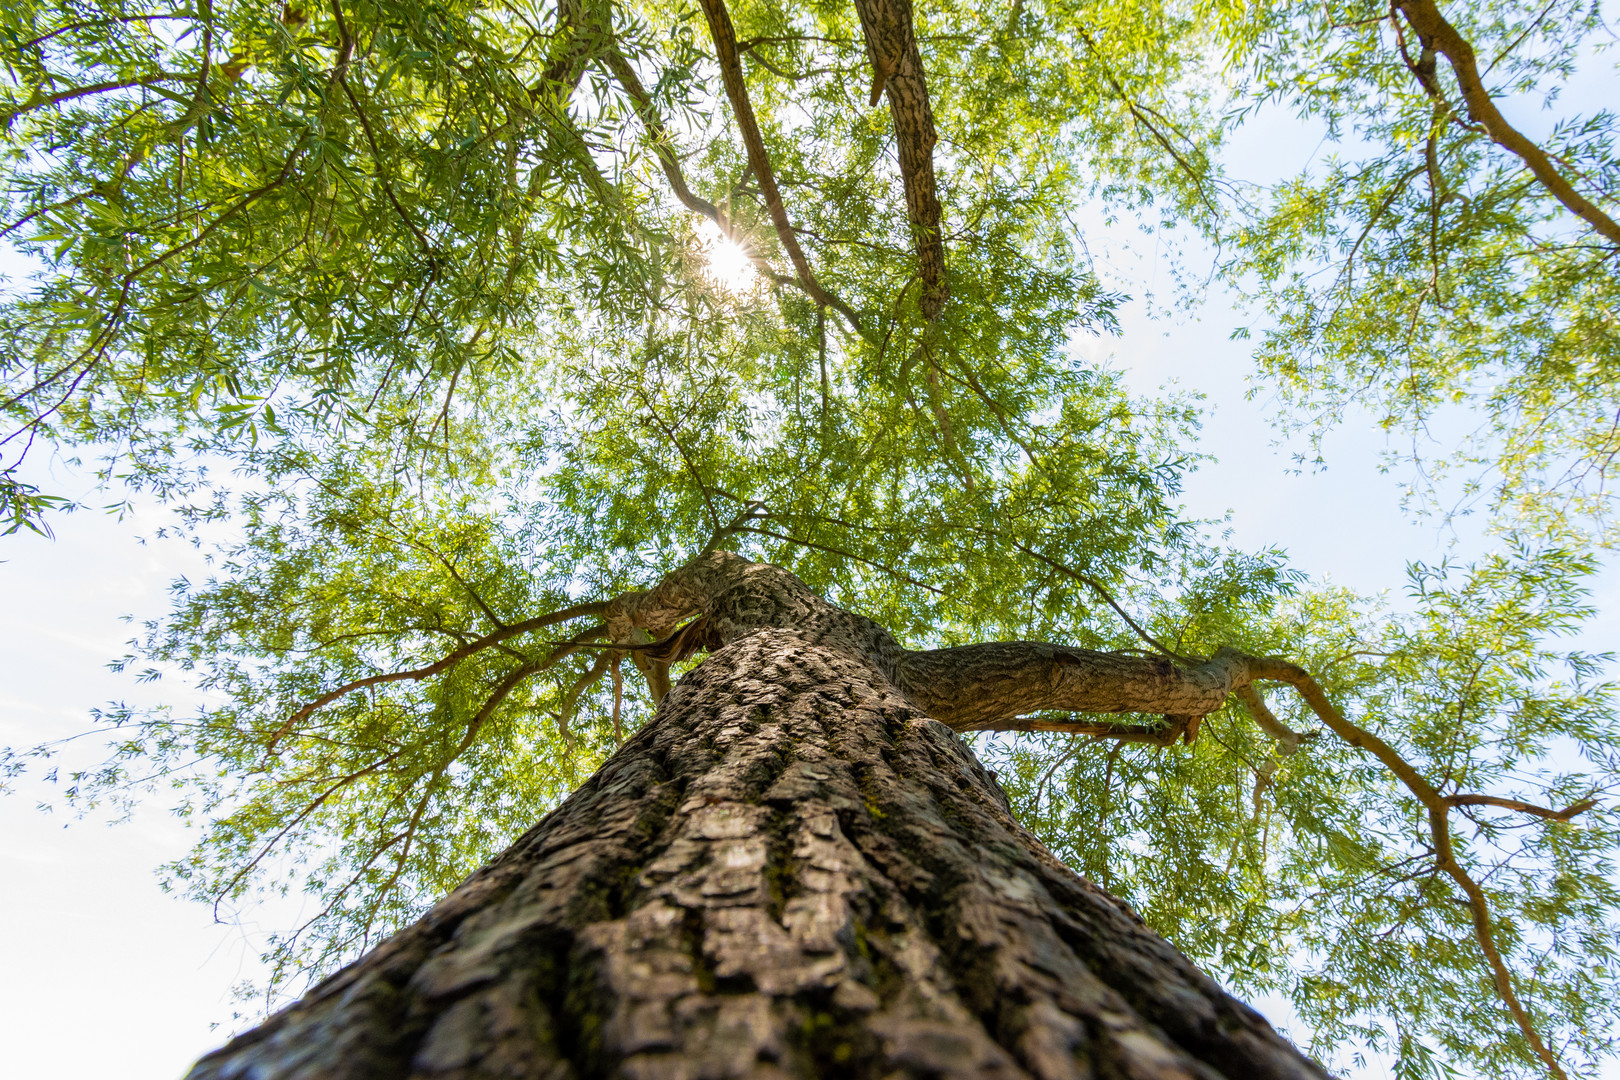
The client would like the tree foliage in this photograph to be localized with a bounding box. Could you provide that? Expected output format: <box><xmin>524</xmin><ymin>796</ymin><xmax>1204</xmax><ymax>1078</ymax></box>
<box><xmin>2</xmin><ymin>0</ymin><xmax>1618</xmax><ymax>1077</ymax></box>
<box><xmin>1217</xmin><ymin>0</ymin><xmax>1620</xmax><ymax>539</ymax></box>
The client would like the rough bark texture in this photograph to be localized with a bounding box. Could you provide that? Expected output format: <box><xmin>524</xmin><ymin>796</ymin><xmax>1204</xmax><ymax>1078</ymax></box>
<box><xmin>188</xmin><ymin>557</ymin><xmax>1328</xmax><ymax>1080</ymax></box>
<box><xmin>853</xmin><ymin>0</ymin><xmax>947</xmax><ymax>320</ymax></box>
<box><xmin>697</xmin><ymin>0</ymin><xmax>850</xmax><ymax>319</ymax></box>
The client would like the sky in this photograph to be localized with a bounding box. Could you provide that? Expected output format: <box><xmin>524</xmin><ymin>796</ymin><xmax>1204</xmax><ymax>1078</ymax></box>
<box><xmin>1</xmin><ymin>489</ymin><xmax>276</xmax><ymax>1077</ymax></box>
<box><xmin>3</xmin><ymin>39</ymin><xmax>1619</xmax><ymax>1080</ymax></box>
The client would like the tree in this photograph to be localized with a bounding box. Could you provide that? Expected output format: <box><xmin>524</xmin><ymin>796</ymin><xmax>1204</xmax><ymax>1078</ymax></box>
<box><xmin>1</xmin><ymin>0</ymin><xmax>1617</xmax><ymax>1076</ymax></box>
<box><xmin>187</xmin><ymin>550</ymin><xmax>1342</xmax><ymax>1080</ymax></box>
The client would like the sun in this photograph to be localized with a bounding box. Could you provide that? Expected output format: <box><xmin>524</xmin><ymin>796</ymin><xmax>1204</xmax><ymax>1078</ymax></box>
<box><xmin>695</xmin><ymin>219</ymin><xmax>760</xmax><ymax>296</ymax></box>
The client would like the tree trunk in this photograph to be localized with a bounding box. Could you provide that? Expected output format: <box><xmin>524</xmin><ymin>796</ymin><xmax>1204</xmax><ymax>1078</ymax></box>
<box><xmin>187</xmin><ymin>556</ymin><xmax>1329</xmax><ymax>1080</ymax></box>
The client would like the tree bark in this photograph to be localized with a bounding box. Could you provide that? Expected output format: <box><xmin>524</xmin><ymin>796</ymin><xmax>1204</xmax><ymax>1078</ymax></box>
<box><xmin>853</xmin><ymin>0</ymin><xmax>948</xmax><ymax>320</ymax></box>
<box><xmin>187</xmin><ymin>555</ymin><xmax>1328</xmax><ymax>1080</ymax></box>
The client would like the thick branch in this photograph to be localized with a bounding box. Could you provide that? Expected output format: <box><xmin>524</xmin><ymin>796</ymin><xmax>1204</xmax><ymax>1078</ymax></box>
<box><xmin>1396</xmin><ymin>0</ymin><xmax>1620</xmax><ymax>246</ymax></box>
<box><xmin>900</xmin><ymin>642</ymin><xmax>1245</xmax><ymax>729</ymax></box>
<box><xmin>853</xmin><ymin>0</ymin><xmax>947</xmax><ymax>319</ymax></box>
<box><xmin>695</xmin><ymin>0</ymin><xmax>861</xmax><ymax>324</ymax></box>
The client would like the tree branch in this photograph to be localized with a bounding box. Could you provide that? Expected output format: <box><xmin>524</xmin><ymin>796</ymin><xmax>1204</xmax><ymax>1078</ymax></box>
<box><xmin>398</xmin><ymin>534</ymin><xmax>506</xmax><ymax>629</ymax></box>
<box><xmin>901</xmin><ymin>643</ymin><xmax>1244</xmax><ymax>729</ymax></box>
<box><xmin>694</xmin><ymin>0</ymin><xmax>865</xmax><ymax>326</ymax></box>
<box><xmin>601</xmin><ymin>50</ymin><xmax>721</xmax><ymax>221</ymax></box>
<box><xmin>1</xmin><ymin>73</ymin><xmax>195</xmax><ymax>126</ymax></box>
<box><xmin>1234</xmin><ymin>683</ymin><xmax>1310</xmax><ymax>813</ymax></box>
<box><xmin>1066</xmin><ymin>26</ymin><xmax>1220</xmax><ymax>222</ymax></box>
<box><xmin>14</xmin><ymin>12</ymin><xmax>193</xmax><ymax>53</ymax></box>
<box><xmin>852</xmin><ymin>0</ymin><xmax>947</xmax><ymax>318</ymax></box>
<box><xmin>733</xmin><ymin>523</ymin><xmax>945</xmax><ymax>595</ymax></box>
<box><xmin>1244</xmin><ymin>653</ymin><xmax>1571</xmax><ymax>1080</ymax></box>
<box><xmin>1395</xmin><ymin>0</ymin><xmax>1620</xmax><ymax>246</ymax></box>
<box><xmin>1002</xmin><ymin>538</ymin><xmax>1190</xmax><ymax>660</ymax></box>
<box><xmin>527</xmin><ymin>0</ymin><xmax>595</xmax><ymax>101</ymax></box>
<box><xmin>611</xmin><ymin>656</ymin><xmax>625</xmax><ymax>744</ymax></box>
<box><xmin>1442</xmin><ymin>793</ymin><xmax>1596</xmax><ymax>822</ymax></box>
<box><xmin>334</xmin><ymin>29</ymin><xmax>433</xmax><ymax>254</ymax></box>
<box><xmin>265</xmin><ymin>600</ymin><xmax>610</xmax><ymax>751</ymax></box>
<box><xmin>603</xmin><ymin>49</ymin><xmax>864</xmax><ymax>332</ymax></box>
<box><xmin>212</xmin><ymin>748</ymin><xmax>405</xmax><ymax>918</ymax></box>
<box><xmin>555</xmin><ymin>652</ymin><xmax>611</xmax><ymax>740</ymax></box>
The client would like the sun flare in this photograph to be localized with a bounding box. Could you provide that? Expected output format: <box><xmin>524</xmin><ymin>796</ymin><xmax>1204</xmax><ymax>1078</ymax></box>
<box><xmin>695</xmin><ymin>220</ymin><xmax>760</xmax><ymax>296</ymax></box>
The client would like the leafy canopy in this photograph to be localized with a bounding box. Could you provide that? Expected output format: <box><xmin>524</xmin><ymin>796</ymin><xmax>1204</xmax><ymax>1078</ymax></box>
<box><xmin>2</xmin><ymin>0</ymin><xmax>1618</xmax><ymax>1077</ymax></box>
